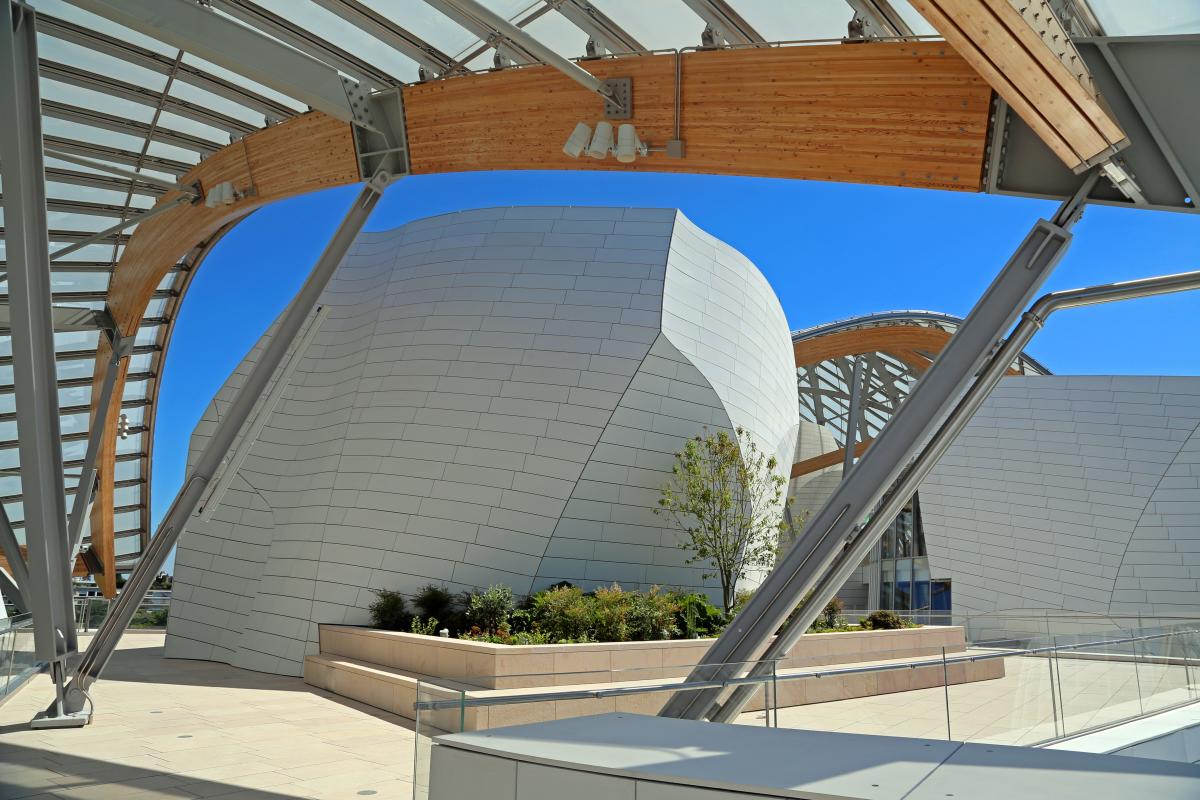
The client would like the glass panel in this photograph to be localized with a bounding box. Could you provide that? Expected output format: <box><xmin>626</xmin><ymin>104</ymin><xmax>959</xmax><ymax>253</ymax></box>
<box><xmin>51</xmin><ymin>271</ymin><xmax>111</xmax><ymax>293</ymax></box>
<box><xmin>1138</xmin><ymin>628</ymin><xmax>1192</xmax><ymax>715</ymax></box>
<box><xmin>113</xmin><ymin>510</ymin><xmax>141</xmax><ymax>531</ymax></box>
<box><xmin>134</xmin><ymin>326</ymin><xmax>161</xmax><ymax>347</ymax></box>
<box><xmin>127</xmin><ymin>353</ymin><xmax>154</xmax><ymax>374</ymax></box>
<box><xmin>54</xmin><ymin>357</ymin><xmax>96</xmax><ymax>382</ymax></box>
<box><xmin>115</xmin><ymin>431</ymin><xmax>144</xmax><ymax>456</ymax></box>
<box><xmin>144</xmin><ymin>297</ymin><xmax>168</xmax><ymax>318</ymax></box>
<box><xmin>894</xmin><ymin>558</ymin><xmax>912</xmax><ymax>612</ymax></box>
<box><xmin>948</xmin><ymin>650</ymin><xmax>1058</xmax><ymax>745</ymax></box>
<box><xmin>931</xmin><ymin>580</ymin><xmax>952</xmax><ymax>612</ymax></box>
<box><xmin>1055</xmin><ymin>631</ymin><xmax>1146</xmax><ymax>736</ymax></box>
<box><xmin>59</xmin><ymin>410</ymin><xmax>90</xmax><ymax>437</ymax></box>
<box><xmin>114</xmin><ymin>533</ymin><xmax>142</xmax><ymax>556</ymax></box>
<box><xmin>113</xmin><ymin>485</ymin><xmax>141</xmax><ymax>508</ymax></box>
<box><xmin>114</xmin><ymin>459</ymin><xmax>141</xmax><ymax>481</ymax></box>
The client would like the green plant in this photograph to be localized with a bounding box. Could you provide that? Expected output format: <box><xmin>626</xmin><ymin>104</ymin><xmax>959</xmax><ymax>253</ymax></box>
<box><xmin>466</xmin><ymin>584</ymin><xmax>514</xmax><ymax>635</ymax></box>
<box><xmin>368</xmin><ymin>589</ymin><xmax>411</xmax><ymax>631</ymax></box>
<box><xmin>413</xmin><ymin>584</ymin><xmax>464</xmax><ymax>633</ymax></box>
<box><xmin>410</xmin><ymin>616</ymin><xmax>441</xmax><ymax>636</ymax></box>
<box><xmin>822</xmin><ymin>597</ymin><xmax>845</xmax><ymax>629</ymax></box>
<box><xmin>530</xmin><ymin>585</ymin><xmax>593</xmax><ymax>642</ymax></box>
<box><xmin>656</xmin><ymin>426</ymin><xmax>791</xmax><ymax>614</ymax></box>
<box><xmin>130</xmin><ymin>608</ymin><xmax>168</xmax><ymax>627</ymax></box>
<box><xmin>863</xmin><ymin>610</ymin><xmax>907</xmax><ymax>630</ymax></box>
<box><xmin>626</xmin><ymin>586</ymin><xmax>679</xmax><ymax>641</ymax></box>
<box><xmin>674</xmin><ymin>593</ymin><xmax>725</xmax><ymax>638</ymax></box>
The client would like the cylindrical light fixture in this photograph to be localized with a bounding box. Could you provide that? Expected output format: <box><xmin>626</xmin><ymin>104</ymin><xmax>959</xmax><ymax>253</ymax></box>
<box><xmin>586</xmin><ymin>121</ymin><xmax>613</xmax><ymax>159</ymax></box>
<box><xmin>616</xmin><ymin>123</ymin><xmax>641</xmax><ymax>163</ymax></box>
<box><xmin>563</xmin><ymin>122</ymin><xmax>592</xmax><ymax>158</ymax></box>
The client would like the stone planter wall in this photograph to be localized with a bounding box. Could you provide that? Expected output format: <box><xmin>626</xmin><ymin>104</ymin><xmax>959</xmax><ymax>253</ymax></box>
<box><xmin>315</xmin><ymin>624</ymin><xmax>965</xmax><ymax>689</ymax></box>
<box><xmin>304</xmin><ymin>624</ymin><xmax>1004</xmax><ymax>730</ymax></box>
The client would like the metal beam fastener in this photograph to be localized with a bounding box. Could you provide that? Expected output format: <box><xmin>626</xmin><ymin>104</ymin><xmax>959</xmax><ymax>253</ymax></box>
<box><xmin>659</xmin><ymin>170</ymin><xmax>1102</xmax><ymax>722</ymax></box>
<box><xmin>54</xmin><ymin>171</ymin><xmax>397</xmax><ymax>722</ymax></box>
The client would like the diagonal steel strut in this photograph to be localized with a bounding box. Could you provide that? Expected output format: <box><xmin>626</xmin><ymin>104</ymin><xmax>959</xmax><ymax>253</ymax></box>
<box><xmin>48</xmin><ymin>177</ymin><xmax>391</xmax><ymax>722</ymax></box>
<box><xmin>659</xmin><ymin>172</ymin><xmax>1102</xmax><ymax>721</ymax></box>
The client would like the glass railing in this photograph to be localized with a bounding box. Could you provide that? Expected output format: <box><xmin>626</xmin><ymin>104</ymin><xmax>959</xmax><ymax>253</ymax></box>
<box><xmin>0</xmin><ymin>613</ymin><xmax>39</xmax><ymax>702</ymax></box>
<box><xmin>73</xmin><ymin>587</ymin><xmax>172</xmax><ymax>632</ymax></box>
<box><xmin>409</xmin><ymin>624</ymin><xmax>1200</xmax><ymax>799</ymax></box>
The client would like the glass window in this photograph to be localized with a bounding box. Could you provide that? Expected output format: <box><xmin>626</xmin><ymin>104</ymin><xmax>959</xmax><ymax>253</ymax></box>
<box><xmin>894</xmin><ymin>558</ymin><xmax>912</xmax><ymax>611</ymax></box>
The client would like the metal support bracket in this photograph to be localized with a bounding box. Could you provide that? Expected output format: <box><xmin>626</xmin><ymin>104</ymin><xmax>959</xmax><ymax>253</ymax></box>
<box><xmin>602</xmin><ymin>77</ymin><xmax>632</xmax><ymax>120</ymax></box>
<box><xmin>351</xmin><ymin>86</ymin><xmax>410</xmax><ymax>182</ymax></box>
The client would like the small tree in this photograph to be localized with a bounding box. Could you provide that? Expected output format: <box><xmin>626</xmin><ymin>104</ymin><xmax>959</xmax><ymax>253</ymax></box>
<box><xmin>656</xmin><ymin>426</ymin><xmax>790</xmax><ymax>615</ymax></box>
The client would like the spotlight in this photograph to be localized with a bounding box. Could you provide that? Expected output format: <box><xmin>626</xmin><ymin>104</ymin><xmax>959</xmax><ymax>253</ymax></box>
<box><xmin>117</xmin><ymin>413</ymin><xmax>129</xmax><ymax>440</ymax></box>
<box><xmin>204</xmin><ymin>181</ymin><xmax>236</xmax><ymax>208</ymax></box>
<box><xmin>586</xmin><ymin>121</ymin><xmax>613</xmax><ymax>159</ymax></box>
<box><xmin>563</xmin><ymin>122</ymin><xmax>592</xmax><ymax>158</ymax></box>
<box><xmin>615</xmin><ymin>124</ymin><xmax>647</xmax><ymax>163</ymax></box>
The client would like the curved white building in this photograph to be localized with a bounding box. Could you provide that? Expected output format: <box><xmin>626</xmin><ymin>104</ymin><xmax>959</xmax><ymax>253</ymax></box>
<box><xmin>165</xmin><ymin>206</ymin><xmax>798</xmax><ymax>675</ymax></box>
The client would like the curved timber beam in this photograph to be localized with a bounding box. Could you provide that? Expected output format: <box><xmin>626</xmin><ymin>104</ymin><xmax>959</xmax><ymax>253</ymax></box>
<box><xmin>88</xmin><ymin>42</ymin><xmax>995</xmax><ymax>594</ymax></box>
<box><xmin>88</xmin><ymin>112</ymin><xmax>360</xmax><ymax>595</ymax></box>
<box><xmin>792</xmin><ymin>325</ymin><xmax>955</xmax><ymax>370</ymax></box>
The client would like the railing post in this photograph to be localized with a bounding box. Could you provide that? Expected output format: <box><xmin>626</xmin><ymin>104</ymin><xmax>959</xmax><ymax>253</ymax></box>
<box><xmin>941</xmin><ymin>646</ymin><xmax>952</xmax><ymax>741</ymax></box>
<box><xmin>1048</xmin><ymin>636</ymin><xmax>1062</xmax><ymax>739</ymax></box>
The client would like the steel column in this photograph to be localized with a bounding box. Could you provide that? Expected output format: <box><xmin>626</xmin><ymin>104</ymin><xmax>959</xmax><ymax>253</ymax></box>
<box><xmin>842</xmin><ymin>357</ymin><xmax>866</xmax><ymax>474</ymax></box>
<box><xmin>710</xmin><ymin>269</ymin><xmax>1200</xmax><ymax>721</ymax></box>
<box><xmin>660</xmin><ymin>173</ymin><xmax>1101</xmax><ymax>721</ymax></box>
<box><xmin>1</xmin><ymin>0</ymin><xmax>77</xmax><ymax>721</ymax></box>
<box><xmin>0</xmin><ymin>502</ymin><xmax>30</xmax><ymax>599</ymax></box>
<box><xmin>56</xmin><ymin>178</ymin><xmax>390</xmax><ymax>719</ymax></box>
<box><xmin>65</xmin><ymin>329</ymin><xmax>132</xmax><ymax>563</ymax></box>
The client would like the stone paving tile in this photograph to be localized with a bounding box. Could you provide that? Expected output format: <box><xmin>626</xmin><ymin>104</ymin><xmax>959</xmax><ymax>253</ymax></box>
<box><xmin>0</xmin><ymin>635</ymin><xmax>416</xmax><ymax>800</ymax></box>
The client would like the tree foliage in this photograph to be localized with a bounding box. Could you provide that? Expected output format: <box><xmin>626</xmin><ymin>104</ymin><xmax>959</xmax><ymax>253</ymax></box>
<box><xmin>655</xmin><ymin>426</ymin><xmax>790</xmax><ymax>614</ymax></box>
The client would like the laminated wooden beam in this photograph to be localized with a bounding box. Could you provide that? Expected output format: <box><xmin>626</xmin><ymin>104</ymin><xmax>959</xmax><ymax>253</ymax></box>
<box><xmin>909</xmin><ymin>0</ymin><xmax>1126</xmax><ymax>171</ymax></box>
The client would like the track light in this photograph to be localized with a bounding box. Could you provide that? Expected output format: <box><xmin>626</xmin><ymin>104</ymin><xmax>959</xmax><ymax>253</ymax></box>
<box><xmin>117</xmin><ymin>413</ymin><xmax>129</xmax><ymax>440</ymax></box>
<box><xmin>564</xmin><ymin>121</ymin><xmax>658</xmax><ymax>163</ymax></box>
<box><xmin>563</xmin><ymin>122</ymin><xmax>592</xmax><ymax>158</ymax></box>
<box><xmin>615</xmin><ymin>124</ymin><xmax>647</xmax><ymax>163</ymax></box>
<box><xmin>586</xmin><ymin>121</ymin><xmax>613</xmax><ymax>159</ymax></box>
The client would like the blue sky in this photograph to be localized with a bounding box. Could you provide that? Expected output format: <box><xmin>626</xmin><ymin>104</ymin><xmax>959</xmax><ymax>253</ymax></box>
<box><xmin>152</xmin><ymin>171</ymin><xmax>1200</xmax><ymax>544</ymax></box>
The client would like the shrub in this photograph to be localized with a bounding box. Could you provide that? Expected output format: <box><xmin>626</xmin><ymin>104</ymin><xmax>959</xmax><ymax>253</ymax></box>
<box><xmin>863</xmin><ymin>610</ymin><xmax>906</xmax><ymax>630</ymax></box>
<box><xmin>130</xmin><ymin>608</ymin><xmax>168</xmax><ymax>628</ymax></box>
<box><xmin>674</xmin><ymin>593</ymin><xmax>725</xmax><ymax>638</ymax></box>
<box><xmin>369</xmin><ymin>589</ymin><xmax>411</xmax><ymax>631</ymax></box>
<box><xmin>822</xmin><ymin>597</ymin><xmax>845</xmax><ymax>629</ymax></box>
<box><xmin>591</xmin><ymin>584</ymin><xmax>630</xmax><ymax>643</ymax></box>
<box><xmin>411</xmin><ymin>616</ymin><xmax>441</xmax><ymax>636</ymax></box>
<box><xmin>530</xmin><ymin>585</ymin><xmax>592</xmax><ymax>642</ymax></box>
<box><xmin>627</xmin><ymin>586</ymin><xmax>679</xmax><ymax>641</ymax></box>
<box><xmin>466</xmin><ymin>584</ymin><xmax>514</xmax><ymax>635</ymax></box>
<box><xmin>413</xmin><ymin>584</ymin><xmax>464</xmax><ymax>633</ymax></box>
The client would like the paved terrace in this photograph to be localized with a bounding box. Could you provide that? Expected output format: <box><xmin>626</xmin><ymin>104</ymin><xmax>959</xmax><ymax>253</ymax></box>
<box><xmin>0</xmin><ymin>635</ymin><xmax>415</xmax><ymax>800</ymax></box>
<box><xmin>1</xmin><ymin>634</ymin><xmax>1194</xmax><ymax>798</ymax></box>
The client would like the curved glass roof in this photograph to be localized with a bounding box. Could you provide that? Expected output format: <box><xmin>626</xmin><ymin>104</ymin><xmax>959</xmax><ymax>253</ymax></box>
<box><xmin>794</xmin><ymin>311</ymin><xmax>1051</xmax><ymax>449</ymax></box>
<box><xmin>0</xmin><ymin>0</ymin><xmax>1189</xmax><ymax>571</ymax></box>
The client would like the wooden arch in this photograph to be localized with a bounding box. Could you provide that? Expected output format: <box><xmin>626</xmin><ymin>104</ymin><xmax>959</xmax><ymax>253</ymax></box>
<box><xmin>87</xmin><ymin>41</ymin><xmax>997</xmax><ymax>593</ymax></box>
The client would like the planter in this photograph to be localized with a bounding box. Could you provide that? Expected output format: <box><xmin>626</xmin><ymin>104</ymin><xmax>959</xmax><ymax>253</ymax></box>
<box><xmin>304</xmin><ymin>624</ymin><xmax>1004</xmax><ymax>730</ymax></box>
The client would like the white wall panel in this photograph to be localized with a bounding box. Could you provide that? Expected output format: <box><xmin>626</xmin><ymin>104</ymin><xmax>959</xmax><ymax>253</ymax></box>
<box><xmin>166</xmin><ymin>207</ymin><xmax>797</xmax><ymax>675</ymax></box>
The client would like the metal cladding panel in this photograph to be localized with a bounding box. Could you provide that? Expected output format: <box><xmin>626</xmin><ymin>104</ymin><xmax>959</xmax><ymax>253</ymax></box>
<box><xmin>993</xmin><ymin>35</ymin><xmax>1200</xmax><ymax>214</ymax></box>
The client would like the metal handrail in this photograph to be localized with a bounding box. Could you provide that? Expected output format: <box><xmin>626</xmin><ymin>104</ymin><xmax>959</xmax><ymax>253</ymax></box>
<box><xmin>412</xmin><ymin>627</ymin><xmax>1199</xmax><ymax>712</ymax></box>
